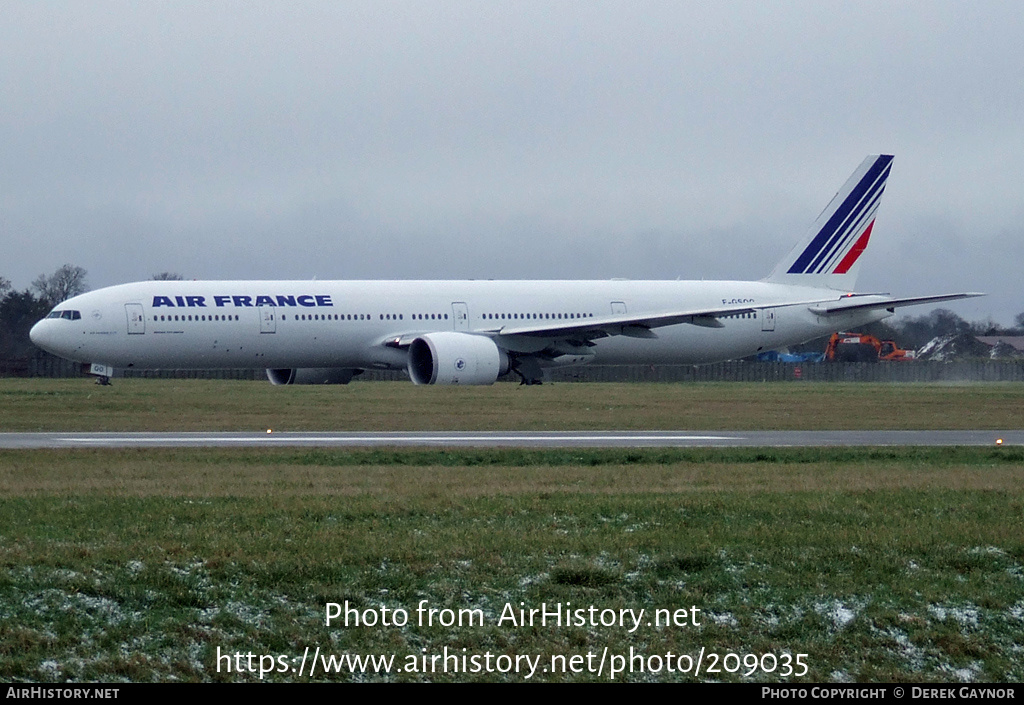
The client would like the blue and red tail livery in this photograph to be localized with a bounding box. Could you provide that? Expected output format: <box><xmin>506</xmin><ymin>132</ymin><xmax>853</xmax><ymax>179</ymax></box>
<box><xmin>768</xmin><ymin>154</ymin><xmax>893</xmax><ymax>289</ymax></box>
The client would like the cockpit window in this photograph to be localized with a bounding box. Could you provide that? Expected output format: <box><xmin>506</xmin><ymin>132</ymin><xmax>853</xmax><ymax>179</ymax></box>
<box><xmin>46</xmin><ymin>310</ymin><xmax>81</xmax><ymax>320</ymax></box>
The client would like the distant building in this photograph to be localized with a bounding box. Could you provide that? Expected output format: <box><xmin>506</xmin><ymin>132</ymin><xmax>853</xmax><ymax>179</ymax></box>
<box><xmin>977</xmin><ymin>336</ymin><xmax>1024</xmax><ymax>358</ymax></box>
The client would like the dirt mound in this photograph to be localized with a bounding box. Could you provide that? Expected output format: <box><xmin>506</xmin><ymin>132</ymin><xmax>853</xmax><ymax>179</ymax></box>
<box><xmin>916</xmin><ymin>333</ymin><xmax>992</xmax><ymax>361</ymax></box>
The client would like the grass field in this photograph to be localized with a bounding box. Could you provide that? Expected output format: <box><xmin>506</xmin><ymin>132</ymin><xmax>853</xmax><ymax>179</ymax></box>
<box><xmin>1</xmin><ymin>378</ymin><xmax>1023</xmax><ymax>431</ymax></box>
<box><xmin>1</xmin><ymin>379</ymin><xmax>1023</xmax><ymax>682</ymax></box>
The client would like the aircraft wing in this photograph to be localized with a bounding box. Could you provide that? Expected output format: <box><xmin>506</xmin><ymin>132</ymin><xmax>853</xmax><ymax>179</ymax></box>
<box><xmin>379</xmin><ymin>291</ymin><xmax>984</xmax><ymax>350</ymax></box>
<box><xmin>490</xmin><ymin>298</ymin><xmax>830</xmax><ymax>341</ymax></box>
<box><xmin>807</xmin><ymin>292</ymin><xmax>984</xmax><ymax>316</ymax></box>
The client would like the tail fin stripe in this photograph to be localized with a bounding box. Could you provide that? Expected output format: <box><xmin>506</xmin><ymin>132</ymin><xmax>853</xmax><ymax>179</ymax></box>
<box><xmin>802</xmin><ymin>160</ymin><xmax>890</xmax><ymax>274</ymax></box>
<box><xmin>818</xmin><ymin>194</ymin><xmax>883</xmax><ymax>274</ymax></box>
<box><xmin>806</xmin><ymin>179</ymin><xmax>888</xmax><ymax>272</ymax></box>
<box><xmin>787</xmin><ymin>155</ymin><xmax>893</xmax><ymax>274</ymax></box>
<box><xmin>809</xmin><ymin>167</ymin><xmax>888</xmax><ymax>273</ymax></box>
<box><xmin>797</xmin><ymin>157</ymin><xmax>890</xmax><ymax>273</ymax></box>
<box><xmin>831</xmin><ymin>220</ymin><xmax>874</xmax><ymax>274</ymax></box>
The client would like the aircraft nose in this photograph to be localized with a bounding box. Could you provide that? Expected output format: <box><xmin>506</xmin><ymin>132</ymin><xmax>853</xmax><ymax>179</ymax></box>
<box><xmin>29</xmin><ymin>319</ymin><xmax>57</xmax><ymax>353</ymax></box>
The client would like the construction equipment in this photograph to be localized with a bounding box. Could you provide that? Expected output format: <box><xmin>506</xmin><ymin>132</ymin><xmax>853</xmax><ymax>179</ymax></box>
<box><xmin>824</xmin><ymin>332</ymin><xmax>916</xmax><ymax>362</ymax></box>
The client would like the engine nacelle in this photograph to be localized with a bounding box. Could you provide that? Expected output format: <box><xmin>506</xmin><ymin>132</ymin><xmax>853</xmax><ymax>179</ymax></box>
<box><xmin>407</xmin><ymin>332</ymin><xmax>509</xmax><ymax>385</ymax></box>
<box><xmin>267</xmin><ymin>368</ymin><xmax>360</xmax><ymax>385</ymax></box>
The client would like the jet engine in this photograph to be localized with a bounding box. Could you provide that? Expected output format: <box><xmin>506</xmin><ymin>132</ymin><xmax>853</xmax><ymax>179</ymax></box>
<box><xmin>407</xmin><ymin>332</ymin><xmax>509</xmax><ymax>385</ymax></box>
<box><xmin>266</xmin><ymin>368</ymin><xmax>360</xmax><ymax>385</ymax></box>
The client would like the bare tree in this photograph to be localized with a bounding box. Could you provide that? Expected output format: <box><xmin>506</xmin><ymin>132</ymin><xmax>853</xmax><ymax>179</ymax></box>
<box><xmin>0</xmin><ymin>276</ymin><xmax>10</xmax><ymax>299</ymax></box>
<box><xmin>31</xmin><ymin>264</ymin><xmax>89</xmax><ymax>307</ymax></box>
<box><xmin>152</xmin><ymin>272</ymin><xmax>184</xmax><ymax>281</ymax></box>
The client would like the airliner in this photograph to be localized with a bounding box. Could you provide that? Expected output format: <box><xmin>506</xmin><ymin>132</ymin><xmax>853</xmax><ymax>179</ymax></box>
<box><xmin>30</xmin><ymin>155</ymin><xmax>980</xmax><ymax>385</ymax></box>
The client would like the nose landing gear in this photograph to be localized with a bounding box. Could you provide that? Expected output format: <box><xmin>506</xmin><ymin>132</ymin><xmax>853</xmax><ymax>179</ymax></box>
<box><xmin>88</xmin><ymin>363</ymin><xmax>115</xmax><ymax>386</ymax></box>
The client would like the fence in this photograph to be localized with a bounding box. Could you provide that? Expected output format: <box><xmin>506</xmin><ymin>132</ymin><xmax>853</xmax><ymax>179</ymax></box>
<box><xmin>4</xmin><ymin>352</ymin><xmax>1024</xmax><ymax>383</ymax></box>
<box><xmin>8</xmin><ymin>354</ymin><xmax>83</xmax><ymax>378</ymax></box>
<box><xmin>542</xmin><ymin>361</ymin><xmax>1024</xmax><ymax>383</ymax></box>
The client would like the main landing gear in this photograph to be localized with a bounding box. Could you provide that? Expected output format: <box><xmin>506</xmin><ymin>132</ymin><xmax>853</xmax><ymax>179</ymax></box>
<box><xmin>511</xmin><ymin>357</ymin><xmax>544</xmax><ymax>386</ymax></box>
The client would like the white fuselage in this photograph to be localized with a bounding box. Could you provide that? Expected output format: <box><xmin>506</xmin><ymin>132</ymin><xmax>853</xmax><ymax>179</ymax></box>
<box><xmin>29</xmin><ymin>279</ymin><xmax>887</xmax><ymax>374</ymax></box>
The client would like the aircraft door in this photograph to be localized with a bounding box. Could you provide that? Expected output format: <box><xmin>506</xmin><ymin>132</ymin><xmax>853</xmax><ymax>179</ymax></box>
<box><xmin>258</xmin><ymin>305</ymin><xmax>276</xmax><ymax>334</ymax></box>
<box><xmin>761</xmin><ymin>308</ymin><xmax>776</xmax><ymax>332</ymax></box>
<box><xmin>125</xmin><ymin>303</ymin><xmax>145</xmax><ymax>335</ymax></box>
<box><xmin>452</xmin><ymin>302</ymin><xmax>469</xmax><ymax>331</ymax></box>
<box><xmin>611</xmin><ymin>301</ymin><xmax>627</xmax><ymax>315</ymax></box>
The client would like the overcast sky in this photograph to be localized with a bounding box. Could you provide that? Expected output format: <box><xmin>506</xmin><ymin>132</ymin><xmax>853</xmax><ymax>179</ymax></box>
<box><xmin>3</xmin><ymin>1</ymin><xmax>1022</xmax><ymax>324</ymax></box>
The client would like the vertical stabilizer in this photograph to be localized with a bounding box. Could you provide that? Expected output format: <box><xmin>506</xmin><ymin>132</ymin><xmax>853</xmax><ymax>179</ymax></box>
<box><xmin>766</xmin><ymin>154</ymin><xmax>893</xmax><ymax>290</ymax></box>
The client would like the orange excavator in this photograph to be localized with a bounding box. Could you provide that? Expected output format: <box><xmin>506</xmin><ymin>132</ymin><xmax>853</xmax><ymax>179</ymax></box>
<box><xmin>824</xmin><ymin>332</ymin><xmax>916</xmax><ymax>362</ymax></box>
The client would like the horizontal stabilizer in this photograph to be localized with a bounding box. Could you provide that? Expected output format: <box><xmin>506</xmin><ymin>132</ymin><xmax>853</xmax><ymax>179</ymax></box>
<box><xmin>808</xmin><ymin>292</ymin><xmax>985</xmax><ymax>315</ymax></box>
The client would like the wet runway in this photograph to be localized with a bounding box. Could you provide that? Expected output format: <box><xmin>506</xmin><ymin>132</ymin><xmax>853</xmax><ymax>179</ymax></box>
<box><xmin>1</xmin><ymin>430</ymin><xmax>1021</xmax><ymax>449</ymax></box>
